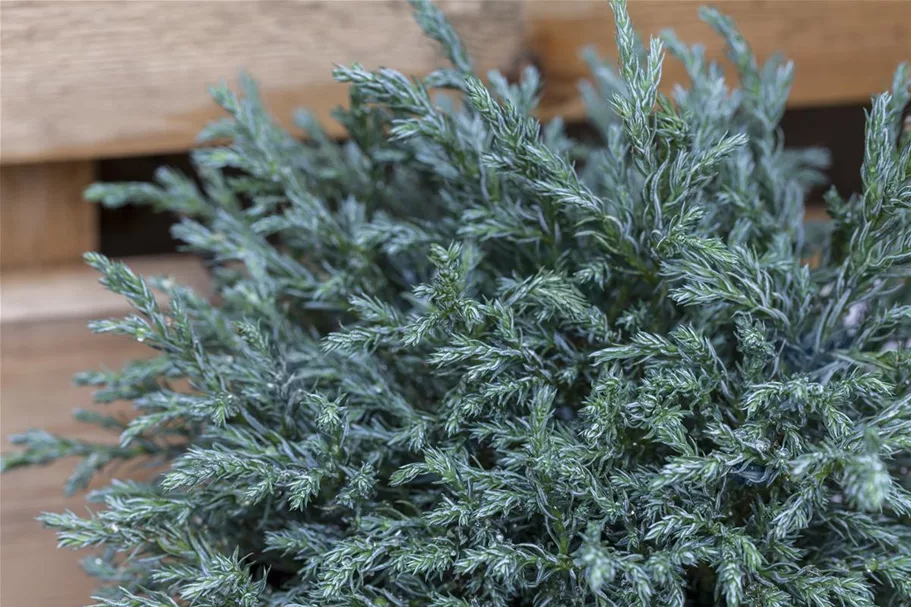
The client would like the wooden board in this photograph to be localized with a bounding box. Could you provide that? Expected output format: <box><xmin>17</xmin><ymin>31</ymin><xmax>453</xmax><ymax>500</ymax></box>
<box><xmin>0</xmin><ymin>321</ymin><xmax>150</xmax><ymax>607</ymax></box>
<box><xmin>531</xmin><ymin>0</ymin><xmax>911</xmax><ymax>120</ymax></box>
<box><xmin>0</xmin><ymin>0</ymin><xmax>526</xmax><ymax>164</ymax></box>
<box><xmin>0</xmin><ymin>161</ymin><xmax>97</xmax><ymax>269</ymax></box>
<box><xmin>0</xmin><ymin>255</ymin><xmax>210</xmax><ymax>607</ymax></box>
<box><xmin>0</xmin><ymin>254</ymin><xmax>211</xmax><ymax>325</ymax></box>
<box><xmin>2</xmin><ymin>1</ymin><xmax>909</xmax><ymax>165</ymax></box>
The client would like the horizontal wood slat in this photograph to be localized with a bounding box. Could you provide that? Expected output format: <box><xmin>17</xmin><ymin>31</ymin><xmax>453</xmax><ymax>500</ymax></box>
<box><xmin>0</xmin><ymin>0</ymin><xmax>525</xmax><ymax>164</ymax></box>
<box><xmin>531</xmin><ymin>0</ymin><xmax>911</xmax><ymax>120</ymax></box>
<box><xmin>1</xmin><ymin>321</ymin><xmax>150</xmax><ymax>607</ymax></box>
<box><xmin>2</xmin><ymin>1</ymin><xmax>909</xmax><ymax>166</ymax></box>
<box><xmin>1</xmin><ymin>254</ymin><xmax>212</xmax><ymax>325</ymax></box>
<box><xmin>0</xmin><ymin>255</ymin><xmax>211</xmax><ymax>607</ymax></box>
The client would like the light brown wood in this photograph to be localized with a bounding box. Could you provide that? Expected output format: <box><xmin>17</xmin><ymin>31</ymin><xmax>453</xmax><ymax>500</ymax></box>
<box><xmin>1</xmin><ymin>320</ymin><xmax>156</xmax><ymax>607</ymax></box>
<box><xmin>530</xmin><ymin>0</ymin><xmax>911</xmax><ymax>120</ymax></box>
<box><xmin>0</xmin><ymin>161</ymin><xmax>97</xmax><ymax>269</ymax></box>
<box><xmin>1</xmin><ymin>254</ymin><xmax>212</xmax><ymax>325</ymax></box>
<box><xmin>0</xmin><ymin>0</ymin><xmax>525</xmax><ymax>164</ymax></box>
<box><xmin>2</xmin><ymin>1</ymin><xmax>909</xmax><ymax>165</ymax></box>
<box><xmin>0</xmin><ymin>255</ymin><xmax>211</xmax><ymax>607</ymax></box>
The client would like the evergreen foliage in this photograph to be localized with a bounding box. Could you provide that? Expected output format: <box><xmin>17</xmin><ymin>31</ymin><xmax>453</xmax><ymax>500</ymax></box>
<box><xmin>4</xmin><ymin>1</ymin><xmax>911</xmax><ymax>605</ymax></box>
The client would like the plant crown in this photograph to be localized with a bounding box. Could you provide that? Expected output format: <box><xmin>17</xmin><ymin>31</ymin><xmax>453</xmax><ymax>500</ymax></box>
<box><xmin>4</xmin><ymin>1</ymin><xmax>911</xmax><ymax>606</ymax></box>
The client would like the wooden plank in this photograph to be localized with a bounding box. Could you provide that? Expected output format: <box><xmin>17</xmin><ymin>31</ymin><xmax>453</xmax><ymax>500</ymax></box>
<box><xmin>0</xmin><ymin>0</ymin><xmax>526</xmax><ymax>164</ymax></box>
<box><xmin>0</xmin><ymin>254</ymin><xmax>212</xmax><ymax>325</ymax></box>
<box><xmin>0</xmin><ymin>161</ymin><xmax>97</xmax><ymax>269</ymax></box>
<box><xmin>0</xmin><ymin>255</ymin><xmax>211</xmax><ymax>607</ymax></box>
<box><xmin>2</xmin><ymin>1</ymin><xmax>907</xmax><ymax>166</ymax></box>
<box><xmin>1</xmin><ymin>321</ymin><xmax>156</xmax><ymax>607</ymax></box>
<box><xmin>530</xmin><ymin>1</ymin><xmax>911</xmax><ymax>120</ymax></box>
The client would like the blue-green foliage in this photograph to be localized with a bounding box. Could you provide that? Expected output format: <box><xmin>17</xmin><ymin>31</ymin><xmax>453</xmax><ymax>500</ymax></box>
<box><xmin>4</xmin><ymin>1</ymin><xmax>911</xmax><ymax>605</ymax></box>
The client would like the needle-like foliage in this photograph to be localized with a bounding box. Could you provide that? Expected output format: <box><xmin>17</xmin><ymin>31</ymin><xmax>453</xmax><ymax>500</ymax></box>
<box><xmin>4</xmin><ymin>1</ymin><xmax>910</xmax><ymax>606</ymax></box>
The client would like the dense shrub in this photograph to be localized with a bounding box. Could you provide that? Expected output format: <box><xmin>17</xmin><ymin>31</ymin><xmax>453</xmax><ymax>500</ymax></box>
<box><xmin>4</xmin><ymin>1</ymin><xmax>910</xmax><ymax>605</ymax></box>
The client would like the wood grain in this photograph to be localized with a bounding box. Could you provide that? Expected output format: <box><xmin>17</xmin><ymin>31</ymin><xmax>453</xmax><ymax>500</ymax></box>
<box><xmin>1</xmin><ymin>320</ymin><xmax>155</xmax><ymax>607</ymax></box>
<box><xmin>0</xmin><ymin>161</ymin><xmax>97</xmax><ymax>269</ymax></box>
<box><xmin>2</xmin><ymin>1</ymin><xmax>908</xmax><ymax>165</ymax></box>
<box><xmin>0</xmin><ymin>255</ymin><xmax>211</xmax><ymax>607</ymax></box>
<box><xmin>1</xmin><ymin>254</ymin><xmax>211</xmax><ymax>325</ymax></box>
<box><xmin>0</xmin><ymin>0</ymin><xmax>525</xmax><ymax>164</ymax></box>
<box><xmin>530</xmin><ymin>1</ymin><xmax>911</xmax><ymax>120</ymax></box>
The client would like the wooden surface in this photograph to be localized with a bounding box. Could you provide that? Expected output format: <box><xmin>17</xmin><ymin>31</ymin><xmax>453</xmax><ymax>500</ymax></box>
<box><xmin>530</xmin><ymin>0</ymin><xmax>911</xmax><ymax>120</ymax></box>
<box><xmin>0</xmin><ymin>255</ymin><xmax>210</xmax><ymax>607</ymax></box>
<box><xmin>0</xmin><ymin>321</ymin><xmax>149</xmax><ymax>607</ymax></box>
<box><xmin>0</xmin><ymin>161</ymin><xmax>97</xmax><ymax>269</ymax></box>
<box><xmin>2</xmin><ymin>1</ymin><xmax>910</xmax><ymax>164</ymax></box>
<box><xmin>0</xmin><ymin>0</ymin><xmax>525</xmax><ymax>164</ymax></box>
<box><xmin>1</xmin><ymin>254</ymin><xmax>212</xmax><ymax>325</ymax></box>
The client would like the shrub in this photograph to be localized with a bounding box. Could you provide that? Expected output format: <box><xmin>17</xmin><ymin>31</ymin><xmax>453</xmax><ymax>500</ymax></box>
<box><xmin>4</xmin><ymin>1</ymin><xmax>910</xmax><ymax>605</ymax></box>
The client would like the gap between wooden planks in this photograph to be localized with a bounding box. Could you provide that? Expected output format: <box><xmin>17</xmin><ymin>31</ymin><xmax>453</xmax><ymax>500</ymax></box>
<box><xmin>0</xmin><ymin>254</ymin><xmax>210</xmax><ymax>607</ymax></box>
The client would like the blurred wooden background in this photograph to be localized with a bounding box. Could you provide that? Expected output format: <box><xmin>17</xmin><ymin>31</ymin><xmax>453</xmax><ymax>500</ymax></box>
<box><xmin>1</xmin><ymin>1</ymin><xmax>909</xmax><ymax>605</ymax></box>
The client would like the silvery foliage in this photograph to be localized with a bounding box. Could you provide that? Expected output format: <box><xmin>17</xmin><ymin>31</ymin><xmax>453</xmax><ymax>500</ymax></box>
<box><xmin>4</xmin><ymin>1</ymin><xmax>910</xmax><ymax>605</ymax></box>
